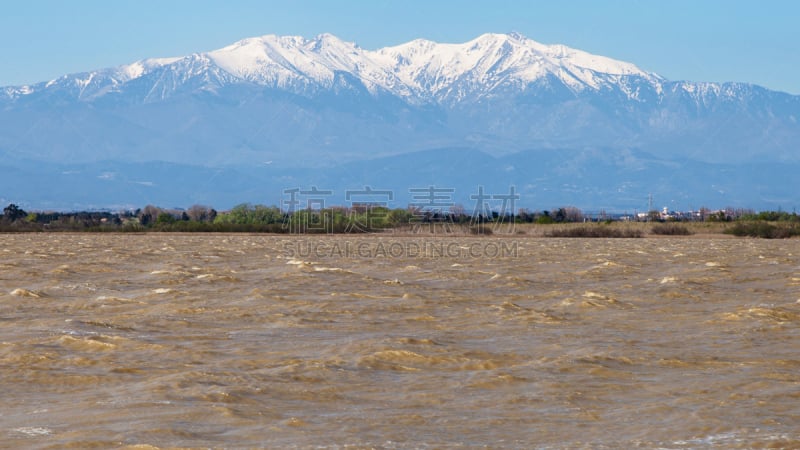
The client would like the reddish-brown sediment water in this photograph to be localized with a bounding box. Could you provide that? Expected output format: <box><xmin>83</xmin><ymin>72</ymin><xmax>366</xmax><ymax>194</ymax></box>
<box><xmin>1</xmin><ymin>233</ymin><xmax>799</xmax><ymax>448</ymax></box>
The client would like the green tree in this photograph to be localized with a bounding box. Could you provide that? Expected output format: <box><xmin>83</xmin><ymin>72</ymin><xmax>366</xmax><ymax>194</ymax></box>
<box><xmin>156</xmin><ymin>212</ymin><xmax>176</xmax><ymax>225</ymax></box>
<box><xmin>536</xmin><ymin>210</ymin><xmax>555</xmax><ymax>224</ymax></box>
<box><xmin>251</xmin><ymin>205</ymin><xmax>281</xmax><ymax>224</ymax></box>
<box><xmin>3</xmin><ymin>204</ymin><xmax>26</xmax><ymax>222</ymax></box>
<box><xmin>386</xmin><ymin>208</ymin><xmax>413</xmax><ymax>227</ymax></box>
<box><xmin>220</xmin><ymin>203</ymin><xmax>253</xmax><ymax>224</ymax></box>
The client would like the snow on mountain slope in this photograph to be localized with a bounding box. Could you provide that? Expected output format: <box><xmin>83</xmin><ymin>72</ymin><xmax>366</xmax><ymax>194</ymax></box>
<box><xmin>2</xmin><ymin>32</ymin><xmax>665</xmax><ymax>103</ymax></box>
<box><xmin>117</xmin><ymin>57</ymin><xmax>183</xmax><ymax>82</ymax></box>
<box><xmin>373</xmin><ymin>32</ymin><xmax>662</xmax><ymax>101</ymax></box>
<box><xmin>206</xmin><ymin>33</ymin><xmax>406</xmax><ymax>95</ymax></box>
<box><xmin>209</xmin><ymin>34</ymin><xmax>353</xmax><ymax>87</ymax></box>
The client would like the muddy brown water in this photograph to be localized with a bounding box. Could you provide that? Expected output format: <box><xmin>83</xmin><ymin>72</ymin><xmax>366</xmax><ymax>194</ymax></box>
<box><xmin>1</xmin><ymin>233</ymin><xmax>799</xmax><ymax>448</ymax></box>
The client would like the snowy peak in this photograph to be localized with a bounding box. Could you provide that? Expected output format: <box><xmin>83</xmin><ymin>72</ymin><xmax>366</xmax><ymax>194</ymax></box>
<box><xmin>203</xmin><ymin>33</ymin><xmax>386</xmax><ymax>92</ymax></box>
<box><xmin>370</xmin><ymin>32</ymin><xmax>659</xmax><ymax>100</ymax></box>
<box><xmin>0</xmin><ymin>32</ymin><xmax>733</xmax><ymax>104</ymax></box>
<box><xmin>117</xmin><ymin>57</ymin><xmax>182</xmax><ymax>82</ymax></box>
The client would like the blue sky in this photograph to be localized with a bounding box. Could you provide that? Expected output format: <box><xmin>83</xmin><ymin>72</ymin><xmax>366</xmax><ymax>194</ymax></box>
<box><xmin>1</xmin><ymin>0</ymin><xmax>798</xmax><ymax>93</ymax></box>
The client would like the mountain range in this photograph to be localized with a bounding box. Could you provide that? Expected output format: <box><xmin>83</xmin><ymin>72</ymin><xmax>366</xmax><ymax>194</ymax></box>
<box><xmin>1</xmin><ymin>32</ymin><xmax>798</xmax><ymax>211</ymax></box>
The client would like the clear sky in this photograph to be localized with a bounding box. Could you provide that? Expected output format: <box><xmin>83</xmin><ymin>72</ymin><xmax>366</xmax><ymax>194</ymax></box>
<box><xmin>1</xmin><ymin>0</ymin><xmax>798</xmax><ymax>94</ymax></box>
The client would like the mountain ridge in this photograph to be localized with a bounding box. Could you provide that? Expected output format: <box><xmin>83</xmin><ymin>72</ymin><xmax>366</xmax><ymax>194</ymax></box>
<box><xmin>0</xmin><ymin>32</ymin><xmax>694</xmax><ymax>103</ymax></box>
<box><xmin>1</xmin><ymin>32</ymin><xmax>798</xmax><ymax>210</ymax></box>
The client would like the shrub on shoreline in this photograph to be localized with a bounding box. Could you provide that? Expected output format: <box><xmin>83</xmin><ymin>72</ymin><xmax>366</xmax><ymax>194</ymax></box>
<box><xmin>725</xmin><ymin>222</ymin><xmax>799</xmax><ymax>239</ymax></box>
<box><xmin>651</xmin><ymin>223</ymin><xmax>693</xmax><ymax>236</ymax></box>
<box><xmin>545</xmin><ymin>226</ymin><xmax>643</xmax><ymax>238</ymax></box>
<box><xmin>469</xmin><ymin>225</ymin><xmax>494</xmax><ymax>235</ymax></box>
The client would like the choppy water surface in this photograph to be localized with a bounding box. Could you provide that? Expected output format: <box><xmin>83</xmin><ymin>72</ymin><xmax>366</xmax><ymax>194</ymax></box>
<box><xmin>1</xmin><ymin>233</ymin><xmax>799</xmax><ymax>449</ymax></box>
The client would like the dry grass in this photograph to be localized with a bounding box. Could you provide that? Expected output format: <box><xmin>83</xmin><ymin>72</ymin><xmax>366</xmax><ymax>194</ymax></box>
<box><xmin>510</xmin><ymin>221</ymin><xmax>731</xmax><ymax>238</ymax></box>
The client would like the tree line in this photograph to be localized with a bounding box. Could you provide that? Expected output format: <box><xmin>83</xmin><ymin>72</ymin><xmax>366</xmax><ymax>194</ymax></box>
<box><xmin>1</xmin><ymin>202</ymin><xmax>798</xmax><ymax>235</ymax></box>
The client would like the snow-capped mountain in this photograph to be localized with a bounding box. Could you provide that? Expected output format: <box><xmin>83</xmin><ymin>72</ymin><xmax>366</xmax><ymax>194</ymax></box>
<box><xmin>1</xmin><ymin>33</ymin><xmax>799</xmax><ymax>210</ymax></box>
<box><xmin>3</xmin><ymin>32</ymin><xmax>665</xmax><ymax>103</ymax></box>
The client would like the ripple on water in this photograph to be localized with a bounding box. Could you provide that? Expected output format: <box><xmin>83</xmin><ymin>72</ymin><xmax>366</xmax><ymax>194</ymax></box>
<box><xmin>11</xmin><ymin>427</ymin><xmax>52</xmax><ymax>437</ymax></box>
<box><xmin>93</xmin><ymin>295</ymin><xmax>144</xmax><ymax>305</ymax></box>
<box><xmin>10</xmin><ymin>288</ymin><xmax>45</xmax><ymax>298</ymax></box>
<box><xmin>491</xmin><ymin>301</ymin><xmax>563</xmax><ymax>323</ymax></box>
<box><xmin>358</xmin><ymin>349</ymin><xmax>501</xmax><ymax>372</ymax></box>
<box><xmin>579</xmin><ymin>291</ymin><xmax>630</xmax><ymax>309</ymax></box>
<box><xmin>721</xmin><ymin>306</ymin><xmax>800</xmax><ymax>324</ymax></box>
<box><xmin>57</xmin><ymin>335</ymin><xmax>119</xmax><ymax>352</ymax></box>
